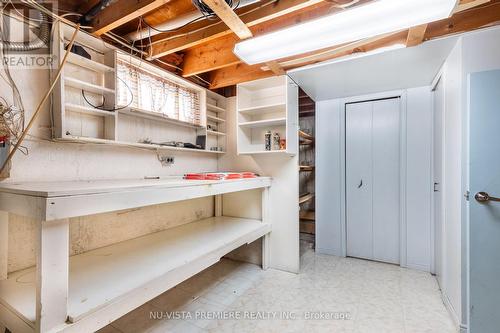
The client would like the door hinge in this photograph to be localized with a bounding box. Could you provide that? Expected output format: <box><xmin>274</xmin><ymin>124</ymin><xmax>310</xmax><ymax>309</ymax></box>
<box><xmin>434</xmin><ymin>182</ymin><xmax>440</xmax><ymax>192</ymax></box>
<box><xmin>465</xmin><ymin>190</ymin><xmax>470</xmax><ymax>201</ymax></box>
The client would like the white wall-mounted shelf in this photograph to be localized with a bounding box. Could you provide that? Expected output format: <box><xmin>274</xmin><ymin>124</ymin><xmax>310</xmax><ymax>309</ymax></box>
<box><xmin>238</xmin><ymin>103</ymin><xmax>286</xmax><ymax>116</ymax></box>
<box><xmin>64</xmin><ymin>77</ymin><xmax>115</xmax><ymax>95</ymax></box>
<box><xmin>236</xmin><ymin>76</ymin><xmax>298</xmax><ymax>155</ymax></box>
<box><xmin>239</xmin><ymin>118</ymin><xmax>286</xmax><ymax>129</ymax></box>
<box><xmin>67</xmin><ymin>52</ymin><xmax>115</xmax><ymax>73</ymax></box>
<box><xmin>207</xmin><ymin>114</ymin><xmax>225</xmax><ymax>123</ymax></box>
<box><xmin>207</xmin><ymin>103</ymin><xmax>226</xmax><ymax>113</ymax></box>
<box><xmin>207</xmin><ymin>130</ymin><xmax>227</xmax><ymax>136</ymax></box>
<box><xmin>65</xmin><ymin>103</ymin><xmax>116</xmax><ymax>117</ymax></box>
<box><xmin>52</xmin><ymin>21</ymin><xmax>228</xmax><ymax>155</ymax></box>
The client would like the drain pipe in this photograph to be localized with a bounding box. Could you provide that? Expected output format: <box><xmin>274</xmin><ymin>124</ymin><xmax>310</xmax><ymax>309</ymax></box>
<box><xmin>126</xmin><ymin>0</ymin><xmax>260</xmax><ymax>42</ymax></box>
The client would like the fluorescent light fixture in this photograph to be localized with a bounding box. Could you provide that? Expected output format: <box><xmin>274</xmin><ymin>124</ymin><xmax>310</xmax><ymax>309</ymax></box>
<box><xmin>234</xmin><ymin>0</ymin><xmax>457</xmax><ymax>65</ymax></box>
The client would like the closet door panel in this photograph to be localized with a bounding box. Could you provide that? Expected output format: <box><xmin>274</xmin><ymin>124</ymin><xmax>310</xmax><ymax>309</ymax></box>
<box><xmin>372</xmin><ymin>98</ymin><xmax>400</xmax><ymax>264</ymax></box>
<box><xmin>346</xmin><ymin>102</ymin><xmax>373</xmax><ymax>260</ymax></box>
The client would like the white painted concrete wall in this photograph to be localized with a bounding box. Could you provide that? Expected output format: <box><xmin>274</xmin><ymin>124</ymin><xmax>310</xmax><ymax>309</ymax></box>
<box><xmin>316</xmin><ymin>87</ymin><xmax>433</xmax><ymax>271</ymax></box>
<box><xmin>0</xmin><ymin>57</ymin><xmax>218</xmax><ymax>273</ymax></box>
<box><xmin>219</xmin><ymin>97</ymin><xmax>300</xmax><ymax>273</ymax></box>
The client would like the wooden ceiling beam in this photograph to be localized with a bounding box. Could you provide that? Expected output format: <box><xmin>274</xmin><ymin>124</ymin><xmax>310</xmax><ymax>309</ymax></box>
<box><xmin>180</xmin><ymin>2</ymin><xmax>344</xmax><ymax>77</ymax></box>
<box><xmin>91</xmin><ymin>0</ymin><xmax>172</xmax><ymax>36</ymax></box>
<box><xmin>406</xmin><ymin>24</ymin><xmax>428</xmax><ymax>47</ymax></box>
<box><xmin>200</xmin><ymin>0</ymin><xmax>285</xmax><ymax>75</ymax></box>
<box><xmin>202</xmin><ymin>0</ymin><xmax>253</xmax><ymax>39</ymax></box>
<box><xmin>149</xmin><ymin>0</ymin><xmax>335</xmax><ymax>59</ymax></box>
<box><xmin>209</xmin><ymin>63</ymin><xmax>273</xmax><ymax>89</ymax></box>
<box><xmin>426</xmin><ymin>1</ymin><xmax>500</xmax><ymax>39</ymax></box>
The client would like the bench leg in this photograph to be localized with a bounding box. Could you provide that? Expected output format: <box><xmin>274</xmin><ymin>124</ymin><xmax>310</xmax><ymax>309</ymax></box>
<box><xmin>36</xmin><ymin>219</ymin><xmax>69</xmax><ymax>333</ymax></box>
<box><xmin>0</xmin><ymin>211</ymin><xmax>7</xmax><ymax>280</ymax></box>
<box><xmin>261</xmin><ymin>188</ymin><xmax>270</xmax><ymax>270</ymax></box>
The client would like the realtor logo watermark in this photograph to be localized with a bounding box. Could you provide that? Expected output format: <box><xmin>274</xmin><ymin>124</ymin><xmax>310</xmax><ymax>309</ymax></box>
<box><xmin>150</xmin><ymin>311</ymin><xmax>352</xmax><ymax>321</ymax></box>
<box><xmin>1</xmin><ymin>1</ymin><xmax>57</xmax><ymax>69</ymax></box>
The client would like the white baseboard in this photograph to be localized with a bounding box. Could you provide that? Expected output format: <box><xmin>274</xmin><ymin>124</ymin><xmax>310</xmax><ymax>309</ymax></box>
<box><xmin>315</xmin><ymin>247</ymin><xmax>342</xmax><ymax>256</ymax></box>
<box><xmin>441</xmin><ymin>291</ymin><xmax>461</xmax><ymax>332</ymax></box>
<box><xmin>405</xmin><ymin>262</ymin><xmax>431</xmax><ymax>272</ymax></box>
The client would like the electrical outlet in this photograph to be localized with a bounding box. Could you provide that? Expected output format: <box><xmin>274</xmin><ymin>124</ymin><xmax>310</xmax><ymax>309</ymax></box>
<box><xmin>157</xmin><ymin>155</ymin><xmax>175</xmax><ymax>167</ymax></box>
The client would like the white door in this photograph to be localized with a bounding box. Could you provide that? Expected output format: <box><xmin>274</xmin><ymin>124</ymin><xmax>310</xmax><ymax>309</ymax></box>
<box><xmin>433</xmin><ymin>78</ymin><xmax>445</xmax><ymax>286</ymax></box>
<box><xmin>346</xmin><ymin>98</ymin><xmax>400</xmax><ymax>264</ymax></box>
<box><xmin>469</xmin><ymin>70</ymin><xmax>500</xmax><ymax>333</ymax></box>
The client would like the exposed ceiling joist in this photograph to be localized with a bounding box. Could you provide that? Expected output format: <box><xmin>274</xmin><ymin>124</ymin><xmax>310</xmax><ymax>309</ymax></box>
<box><xmin>149</xmin><ymin>0</ymin><xmax>330</xmax><ymax>59</ymax></box>
<box><xmin>406</xmin><ymin>24</ymin><xmax>428</xmax><ymax>47</ymax></box>
<box><xmin>92</xmin><ymin>0</ymin><xmax>171</xmax><ymax>36</ymax></box>
<box><xmin>202</xmin><ymin>0</ymin><xmax>253</xmax><ymax>39</ymax></box>
<box><xmin>201</xmin><ymin>0</ymin><xmax>285</xmax><ymax>75</ymax></box>
<box><xmin>179</xmin><ymin>2</ymin><xmax>344</xmax><ymax>76</ymax></box>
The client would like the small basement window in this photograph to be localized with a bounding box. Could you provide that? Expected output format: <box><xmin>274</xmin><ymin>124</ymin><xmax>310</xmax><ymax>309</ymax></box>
<box><xmin>117</xmin><ymin>59</ymin><xmax>202</xmax><ymax>126</ymax></box>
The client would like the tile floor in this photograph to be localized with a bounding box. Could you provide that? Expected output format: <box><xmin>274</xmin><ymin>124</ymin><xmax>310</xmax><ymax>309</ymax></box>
<box><xmin>99</xmin><ymin>242</ymin><xmax>457</xmax><ymax>333</ymax></box>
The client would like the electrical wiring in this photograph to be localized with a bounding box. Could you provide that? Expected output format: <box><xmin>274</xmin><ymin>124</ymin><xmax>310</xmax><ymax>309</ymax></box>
<box><xmin>0</xmin><ymin>24</ymin><xmax>81</xmax><ymax>175</ymax></box>
<box><xmin>81</xmin><ymin>77</ymin><xmax>134</xmax><ymax>112</ymax></box>
<box><xmin>192</xmin><ymin>0</ymin><xmax>241</xmax><ymax>19</ymax></box>
<box><xmin>148</xmin><ymin>0</ymin><xmax>277</xmax><ymax>47</ymax></box>
<box><xmin>141</xmin><ymin>15</ymin><xmax>207</xmax><ymax>33</ymax></box>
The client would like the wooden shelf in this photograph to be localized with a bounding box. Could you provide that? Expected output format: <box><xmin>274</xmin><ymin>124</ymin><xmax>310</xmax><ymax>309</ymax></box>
<box><xmin>207</xmin><ymin>103</ymin><xmax>226</xmax><ymax>113</ymax></box>
<box><xmin>300</xmin><ymin>210</ymin><xmax>315</xmax><ymax>221</ymax></box>
<box><xmin>239</xmin><ymin>118</ymin><xmax>286</xmax><ymax>129</ymax></box>
<box><xmin>238</xmin><ymin>103</ymin><xmax>286</xmax><ymax>115</ymax></box>
<box><xmin>65</xmin><ymin>103</ymin><xmax>116</xmax><ymax>117</ymax></box>
<box><xmin>299</xmin><ymin>165</ymin><xmax>315</xmax><ymax>172</ymax></box>
<box><xmin>0</xmin><ymin>216</ymin><xmax>271</xmax><ymax>324</ymax></box>
<box><xmin>67</xmin><ymin>52</ymin><xmax>114</xmax><ymax>73</ymax></box>
<box><xmin>57</xmin><ymin>136</ymin><xmax>225</xmax><ymax>154</ymax></box>
<box><xmin>299</xmin><ymin>193</ymin><xmax>315</xmax><ymax>204</ymax></box>
<box><xmin>207</xmin><ymin>130</ymin><xmax>226</xmax><ymax>136</ymax></box>
<box><xmin>300</xmin><ymin>220</ymin><xmax>315</xmax><ymax>234</ymax></box>
<box><xmin>299</xmin><ymin>130</ymin><xmax>314</xmax><ymax>141</ymax></box>
<box><xmin>65</xmin><ymin>77</ymin><xmax>115</xmax><ymax>95</ymax></box>
<box><xmin>207</xmin><ymin>115</ymin><xmax>225</xmax><ymax>123</ymax></box>
<box><xmin>238</xmin><ymin>150</ymin><xmax>290</xmax><ymax>155</ymax></box>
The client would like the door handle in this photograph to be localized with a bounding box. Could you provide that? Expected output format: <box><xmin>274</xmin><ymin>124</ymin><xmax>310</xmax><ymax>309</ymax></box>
<box><xmin>475</xmin><ymin>192</ymin><xmax>500</xmax><ymax>203</ymax></box>
<box><xmin>358</xmin><ymin>180</ymin><xmax>363</xmax><ymax>188</ymax></box>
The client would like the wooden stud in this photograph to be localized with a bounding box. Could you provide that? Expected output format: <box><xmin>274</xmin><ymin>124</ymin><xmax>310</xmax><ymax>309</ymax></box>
<box><xmin>0</xmin><ymin>211</ymin><xmax>7</xmax><ymax>280</ymax></box>
<box><xmin>36</xmin><ymin>219</ymin><xmax>69</xmax><ymax>333</ymax></box>
<box><xmin>406</xmin><ymin>24</ymin><xmax>428</xmax><ymax>47</ymax></box>
<box><xmin>149</xmin><ymin>0</ymin><xmax>330</xmax><ymax>58</ymax></box>
<box><xmin>202</xmin><ymin>0</ymin><xmax>253</xmax><ymax>39</ymax></box>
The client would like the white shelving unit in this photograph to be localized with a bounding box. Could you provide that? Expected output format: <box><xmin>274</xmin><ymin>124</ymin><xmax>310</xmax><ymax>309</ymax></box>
<box><xmin>203</xmin><ymin>89</ymin><xmax>227</xmax><ymax>153</ymax></box>
<box><xmin>236</xmin><ymin>76</ymin><xmax>298</xmax><ymax>155</ymax></box>
<box><xmin>0</xmin><ymin>178</ymin><xmax>272</xmax><ymax>333</ymax></box>
<box><xmin>52</xmin><ymin>22</ymin><xmax>227</xmax><ymax>155</ymax></box>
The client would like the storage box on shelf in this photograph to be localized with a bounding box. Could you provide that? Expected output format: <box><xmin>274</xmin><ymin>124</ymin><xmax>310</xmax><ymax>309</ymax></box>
<box><xmin>51</xmin><ymin>22</ymin><xmax>226</xmax><ymax>155</ymax></box>
<box><xmin>236</xmin><ymin>76</ymin><xmax>298</xmax><ymax>155</ymax></box>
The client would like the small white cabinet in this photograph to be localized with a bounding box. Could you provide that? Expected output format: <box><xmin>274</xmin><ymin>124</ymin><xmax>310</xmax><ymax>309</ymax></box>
<box><xmin>236</xmin><ymin>76</ymin><xmax>298</xmax><ymax>155</ymax></box>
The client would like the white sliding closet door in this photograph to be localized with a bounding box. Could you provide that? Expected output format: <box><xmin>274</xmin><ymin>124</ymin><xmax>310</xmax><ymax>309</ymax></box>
<box><xmin>346</xmin><ymin>98</ymin><xmax>400</xmax><ymax>264</ymax></box>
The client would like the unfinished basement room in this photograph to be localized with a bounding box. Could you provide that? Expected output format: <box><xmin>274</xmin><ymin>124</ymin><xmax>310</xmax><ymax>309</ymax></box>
<box><xmin>1</xmin><ymin>0</ymin><xmax>500</xmax><ymax>332</ymax></box>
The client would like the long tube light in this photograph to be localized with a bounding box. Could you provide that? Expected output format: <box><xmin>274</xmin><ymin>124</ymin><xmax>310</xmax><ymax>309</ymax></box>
<box><xmin>234</xmin><ymin>0</ymin><xmax>457</xmax><ymax>65</ymax></box>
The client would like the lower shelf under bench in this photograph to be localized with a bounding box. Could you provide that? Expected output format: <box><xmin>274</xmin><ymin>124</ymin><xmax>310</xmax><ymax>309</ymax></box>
<box><xmin>0</xmin><ymin>216</ymin><xmax>271</xmax><ymax>331</ymax></box>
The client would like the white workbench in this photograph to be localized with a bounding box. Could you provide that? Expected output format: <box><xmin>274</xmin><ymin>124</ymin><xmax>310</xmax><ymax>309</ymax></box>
<box><xmin>0</xmin><ymin>177</ymin><xmax>272</xmax><ymax>333</ymax></box>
